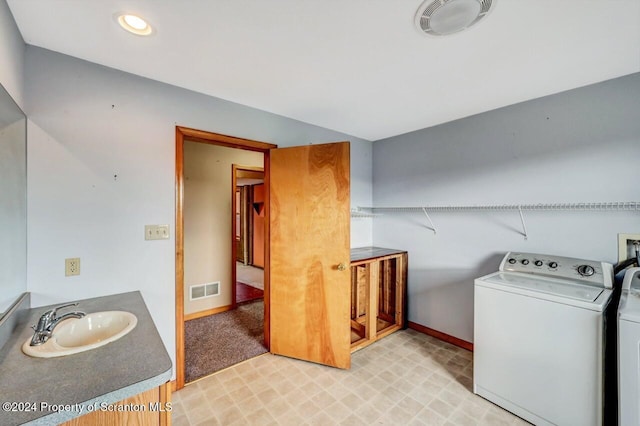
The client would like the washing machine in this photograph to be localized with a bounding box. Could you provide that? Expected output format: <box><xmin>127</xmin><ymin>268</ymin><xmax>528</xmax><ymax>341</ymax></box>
<box><xmin>618</xmin><ymin>267</ymin><xmax>640</xmax><ymax>425</ymax></box>
<box><xmin>474</xmin><ymin>252</ymin><xmax>614</xmax><ymax>426</ymax></box>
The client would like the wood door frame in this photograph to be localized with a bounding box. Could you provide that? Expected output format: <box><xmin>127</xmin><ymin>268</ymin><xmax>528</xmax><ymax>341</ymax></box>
<box><xmin>175</xmin><ymin>126</ymin><xmax>276</xmax><ymax>390</ymax></box>
<box><xmin>234</xmin><ymin>187</ymin><xmax>244</xmax><ymax>264</ymax></box>
<box><xmin>231</xmin><ymin>164</ymin><xmax>265</xmax><ymax>308</ymax></box>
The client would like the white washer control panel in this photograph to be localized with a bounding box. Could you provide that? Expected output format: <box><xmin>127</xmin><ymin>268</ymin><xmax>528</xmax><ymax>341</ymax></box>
<box><xmin>499</xmin><ymin>251</ymin><xmax>613</xmax><ymax>288</ymax></box>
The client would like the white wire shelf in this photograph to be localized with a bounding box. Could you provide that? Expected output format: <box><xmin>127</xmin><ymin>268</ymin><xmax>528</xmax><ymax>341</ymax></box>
<box><xmin>349</xmin><ymin>210</ymin><xmax>380</xmax><ymax>218</ymax></box>
<box><xmin>351</xmin><ymin>202</ymin><xmax>640</xmax><ymax>239</ymax></box>
<box><xmin>355</xmin><ymin>202</ymin><xmax>640</xmax><ymax>213</ymax></box>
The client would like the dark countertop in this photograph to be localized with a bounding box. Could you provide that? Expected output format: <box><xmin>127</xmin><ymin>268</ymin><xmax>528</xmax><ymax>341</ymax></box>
<box><xmin>350</xmin><ymin>246</ymin><xmax>407</xmax><ymax>263</ymax></box>
<box><xmin>0</xmin><ymin>291</ymin><xmax>172</xmax><ymax>426</ymax></box>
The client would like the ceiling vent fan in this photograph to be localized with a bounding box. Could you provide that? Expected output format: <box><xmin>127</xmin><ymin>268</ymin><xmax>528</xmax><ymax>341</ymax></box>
<box><xmin>415</xmin><ymin>0</ymin><xmax>495</xmax><ymax>36</ymax></box>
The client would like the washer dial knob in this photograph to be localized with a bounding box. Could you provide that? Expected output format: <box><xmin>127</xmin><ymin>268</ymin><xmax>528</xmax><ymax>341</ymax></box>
<box><xmin>577</xmin><ymin>265</ymin><xmax>595</xmax><ymax>277</ymax></box>
<box><xmin>521</xmin><ymin>259</ymin><xmax>529</xmax><ymax>265</ymax></box>
<box><xmin>534</xmin><ymin>260</ymin><xmax>543</xmax><ymax>266</ymax></box>
<box><xmin>549</xmin><ymin>262</ymin><xmax>558</xmax><ymax>268</ymax></box>
<box><xmin>508</xmin><ymin>258</ymin><xmax>516</xmax><ymax>264</ymax></box>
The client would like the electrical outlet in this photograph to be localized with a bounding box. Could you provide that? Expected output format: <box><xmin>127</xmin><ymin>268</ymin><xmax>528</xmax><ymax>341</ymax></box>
<box><xmin>618</xmin><ymin>233</ymin><xmax>640</xmax><ymax>262</ymax></box>
<box><xmin>145</xmin><ymin>224</ymin><xmax>170</xmax><ymax>240</ymax></box>
<box><xmin>65</xmin><ymin>258</ymin><xmax>80</xmax><ymax>276</ymax></box>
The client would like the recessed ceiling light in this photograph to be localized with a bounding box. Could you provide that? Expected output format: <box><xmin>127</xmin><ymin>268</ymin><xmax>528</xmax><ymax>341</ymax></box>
<box><xmin>116</xmin><ymin>13</ymin><xmax>153</xmax><ymax>36</ymax></box>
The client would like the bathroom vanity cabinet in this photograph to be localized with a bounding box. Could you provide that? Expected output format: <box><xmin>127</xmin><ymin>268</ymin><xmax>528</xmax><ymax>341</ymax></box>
<box><xmin>60</xmin><ymin>384</ymin><xmax>171</xmax><ymax>426</ymax></box>
<box><xmin>350</xmin><ymin>247</ymin><xmax>407</xmax><ymax>352</ymax></box>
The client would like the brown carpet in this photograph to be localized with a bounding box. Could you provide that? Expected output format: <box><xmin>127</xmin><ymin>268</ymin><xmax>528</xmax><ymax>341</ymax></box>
<box><xmin>185</xmin><ymin>300</ymin><xmax>267</xmax><ymax>383</ymax></box>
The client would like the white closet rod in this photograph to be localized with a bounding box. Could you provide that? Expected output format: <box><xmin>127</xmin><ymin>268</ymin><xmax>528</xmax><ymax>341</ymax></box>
<box><xmin>352</xmin><ymin>202</ymin><xmax>640</xmax><ymax>240</ymax></box>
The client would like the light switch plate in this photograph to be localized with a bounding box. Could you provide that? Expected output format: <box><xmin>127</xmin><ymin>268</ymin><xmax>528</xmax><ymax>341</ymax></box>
<box><xmin>145</xmin><ymin>224</ymin><xmax>170</xmax><ymax>240</ymax></box>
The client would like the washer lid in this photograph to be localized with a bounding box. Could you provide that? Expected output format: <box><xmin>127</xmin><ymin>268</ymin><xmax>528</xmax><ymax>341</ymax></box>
<box><xmin>484</xmin><ymin>272</ymin><xmax>604</xmax><ymax>302</ymax></box>
<box><xmin>620</xmin><ymin>290</ymin><xmax>640</xmax><ymax>323</ymax></box>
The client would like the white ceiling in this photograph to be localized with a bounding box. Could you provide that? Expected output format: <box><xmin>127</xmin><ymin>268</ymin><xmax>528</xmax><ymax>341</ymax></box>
<box><xmin>7</xmin><ymin>0</ymin><xmax>640</xmax><ymax>141</ymax></box>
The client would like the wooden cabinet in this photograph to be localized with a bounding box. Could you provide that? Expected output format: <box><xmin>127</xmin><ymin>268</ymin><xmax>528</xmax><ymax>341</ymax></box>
<box><xmin>350</xmin><ymin>247</ymin><xmax>407</xmax><ymax>352</ymax></box>
<box><xmin>60</xmin><ymin>383</ymin><xmax>171</xmax><ymax>426</ymax></box>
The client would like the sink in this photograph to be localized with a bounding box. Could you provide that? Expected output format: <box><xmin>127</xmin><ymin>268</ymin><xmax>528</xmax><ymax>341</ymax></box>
<box><xmin>22</xmin><ymin>311</ymin><xmax>137</xmax><ymax>358</ymax></box>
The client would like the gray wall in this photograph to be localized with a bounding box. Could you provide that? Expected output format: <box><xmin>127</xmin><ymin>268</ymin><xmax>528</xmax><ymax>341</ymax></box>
<box><xmin>24</xmin><ymin>46</ymin><xmax>372</xmax><ymax>374</ymax></box>
<box><xmin>0</xmin><ymin>0</ymin><xmax>24</xmax><ymax>108</ymax></box>
<box><xmin>372</xmin><ymin>73</ymin><xmax>640</xmax><ymax>342</ymax></box>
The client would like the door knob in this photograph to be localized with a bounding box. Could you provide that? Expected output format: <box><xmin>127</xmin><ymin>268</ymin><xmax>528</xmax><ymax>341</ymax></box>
<box><xmin>337</xmin><ymin>263</ymin><xmax>347</xmax><ymax>271</ymax></box>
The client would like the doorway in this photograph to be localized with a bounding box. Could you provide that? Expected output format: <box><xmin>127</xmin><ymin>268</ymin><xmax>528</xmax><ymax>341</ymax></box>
<box><xmin>175</xmin><ymin>126</ymin><xmax>276</xmax><ymax>390</ymax></box>
<box><xmin>233</xmin><ymin>166</ymin><xmax>265</xmax><ymax>306</ymax></box>
<box><xmin>176</xmin><ymin>128</ymin><xmax>353</xmax><ymax>391</ymax></box>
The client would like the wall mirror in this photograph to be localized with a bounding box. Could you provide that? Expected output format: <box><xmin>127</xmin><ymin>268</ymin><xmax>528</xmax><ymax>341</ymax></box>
<box><xmin>0</xmin><ymin>83</ymin><xmax>27</xmax><ymax>317</ymax></box>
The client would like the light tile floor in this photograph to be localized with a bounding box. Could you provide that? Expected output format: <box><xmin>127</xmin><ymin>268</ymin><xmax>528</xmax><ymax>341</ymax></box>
<box><xmin>173</xmin><ymin>329</ymin><xmax>529</xmax><ymax>425</ymax></box>
<box><xmin>236</xmin><ymin>262</ymin><xmax>264</xmax><ymax>290</ymax></box>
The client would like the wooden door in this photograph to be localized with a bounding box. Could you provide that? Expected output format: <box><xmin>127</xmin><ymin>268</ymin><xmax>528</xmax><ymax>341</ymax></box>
<box><xmin>269</xmin><ymin>142</ymin><xmax>351</xmax><ymax>369</ymax></box>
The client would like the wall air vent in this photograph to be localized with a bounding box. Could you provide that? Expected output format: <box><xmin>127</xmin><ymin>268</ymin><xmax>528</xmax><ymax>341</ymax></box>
<box><xmin>415</xmin><ymin>0</ymin><xmax>495</xmax><ymax>36</ymax></box>
<box><xmin>190</xmin><ymin>282</ymin><xmax>220</xmax><ymax>300</ymax></box>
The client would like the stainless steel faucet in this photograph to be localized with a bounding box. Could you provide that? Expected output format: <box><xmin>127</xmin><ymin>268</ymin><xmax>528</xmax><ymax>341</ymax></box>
<box><xmin>29</xmin><ymin>302</ymin><xmax>86</xmax><ymax>346</ymax></box>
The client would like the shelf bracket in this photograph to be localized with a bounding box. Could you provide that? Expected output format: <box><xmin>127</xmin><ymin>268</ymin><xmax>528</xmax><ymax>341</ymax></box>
<box><xmin>518</xmin><ymin>206</ymin><xmax>528</xmax><ymax>240</ymax></box>
<box><xmin>422</xmin><ymin>208</ymin><xmax>437</xmax><ymax>234</ymax></box>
